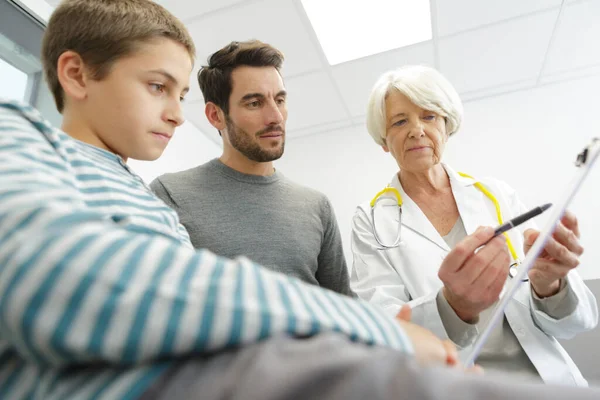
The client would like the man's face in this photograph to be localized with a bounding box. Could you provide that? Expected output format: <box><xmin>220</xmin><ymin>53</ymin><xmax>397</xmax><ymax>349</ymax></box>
<box><xmin>222</xmin><ymin>65</ymin><xmax>287</xmax><ymax>162</ymax></box>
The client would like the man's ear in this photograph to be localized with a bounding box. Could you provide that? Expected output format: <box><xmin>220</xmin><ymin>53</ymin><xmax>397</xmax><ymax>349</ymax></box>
<box><xmin>205</xmin><ymin>102</ymin><xmax>227</xmax><ymax>131</ymax></box>
<box><xmin>56</xmin><ymin>51</ymin><xmax>90</xmax><ymax>104</ymax></box>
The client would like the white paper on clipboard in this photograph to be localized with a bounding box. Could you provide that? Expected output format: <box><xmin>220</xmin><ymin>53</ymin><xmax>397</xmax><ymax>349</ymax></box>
<box><xmin>464</xmin><ymin>138</ymin><xmax>600</xmax><ymax>367</ymax></box>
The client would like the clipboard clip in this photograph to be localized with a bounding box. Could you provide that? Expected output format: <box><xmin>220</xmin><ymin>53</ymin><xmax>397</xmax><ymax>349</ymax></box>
<box><xmin>575</xmin><ymin>138</ymin><xmax>600</xmax><ymax>167</ymax></box>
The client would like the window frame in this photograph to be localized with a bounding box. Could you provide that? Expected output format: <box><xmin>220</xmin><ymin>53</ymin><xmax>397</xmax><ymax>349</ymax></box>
<box><xmin>0</xmin><ymin>0</ymin><xmax>45</xmax><ymax>105</ymax></box>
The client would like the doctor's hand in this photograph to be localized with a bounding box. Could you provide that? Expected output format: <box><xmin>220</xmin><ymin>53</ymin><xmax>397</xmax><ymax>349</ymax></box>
<box><xmin>525</xmin><ymin>210</ymin><xmax>584</xmax><ymax>298</ymax></box>
<box><xmin>438</xmin><ymin>226</ymin><xmax>511</xmax><ymax>323</ymax></box>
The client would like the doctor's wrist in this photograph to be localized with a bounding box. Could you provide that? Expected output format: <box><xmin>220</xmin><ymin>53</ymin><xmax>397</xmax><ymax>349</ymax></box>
<box><xmin>530</xmin><ymin>279</ymin><xmax>561</xmax><ymax>299</ymax></box>
<box><xmin>442</xmin><ymin>287</ymin><xmax>480</xmax><ymax>324</ymax></box>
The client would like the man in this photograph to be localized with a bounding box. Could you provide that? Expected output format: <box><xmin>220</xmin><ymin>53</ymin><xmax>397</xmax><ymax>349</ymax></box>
<box><xmin>151</xmin><ymin>40</ymin><xmax>352</xmax><ymax>295</ymax></box>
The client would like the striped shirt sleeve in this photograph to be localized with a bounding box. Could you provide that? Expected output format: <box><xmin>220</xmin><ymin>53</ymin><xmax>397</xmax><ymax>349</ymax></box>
<box><xmin>0</xmin><ymin>104</ymin><xmax>413</xmax><ymax>368</ymax></box>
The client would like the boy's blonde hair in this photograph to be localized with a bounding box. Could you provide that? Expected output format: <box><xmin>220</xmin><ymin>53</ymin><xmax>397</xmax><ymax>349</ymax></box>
<box><xmin>42</xmin><ymin>0</ymin><xmax>196</xmax><ymax>112</ymax></box>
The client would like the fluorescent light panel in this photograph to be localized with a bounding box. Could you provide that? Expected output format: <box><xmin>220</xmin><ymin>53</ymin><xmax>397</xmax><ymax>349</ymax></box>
<box><xmin>301</xmin><ymin>0</ymin><xmax>432</xmax><ymax>65</ymax></box>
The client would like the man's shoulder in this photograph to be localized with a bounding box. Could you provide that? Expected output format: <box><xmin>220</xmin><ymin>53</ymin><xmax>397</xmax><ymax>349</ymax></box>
<box><xmin>154</xmin><ymin>160</ymin><xmax>216</xmax><ymax>189</ymax></box>
<box><xmin>279</xmin><ymin>176</ymin><xmax>330</xmax><ymax>207</ymax></box>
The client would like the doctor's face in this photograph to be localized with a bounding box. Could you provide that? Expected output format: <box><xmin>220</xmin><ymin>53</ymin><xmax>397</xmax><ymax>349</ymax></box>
<box><xmin>382</xmin><ymin>90</ymin><xmax>448</xmax><ymax>173</ymax></box>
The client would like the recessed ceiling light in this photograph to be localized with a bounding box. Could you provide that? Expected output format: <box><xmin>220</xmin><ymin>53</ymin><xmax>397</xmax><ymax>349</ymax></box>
<box><xmin>301</xmin><ymin>0</ymin><xmax>432</xmax><ymax>65</ymax></box>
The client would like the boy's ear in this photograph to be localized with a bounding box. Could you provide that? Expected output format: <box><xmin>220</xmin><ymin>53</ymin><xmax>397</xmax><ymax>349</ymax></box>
<box><xmin>205</xmin><ymin>102</ymin><xmax>226</xmax><ymax>131</ymax></box>
<box><xmin>57</xmin><ymin>51</ymin><xmax>90</xmax><ymax>104</ymax></box>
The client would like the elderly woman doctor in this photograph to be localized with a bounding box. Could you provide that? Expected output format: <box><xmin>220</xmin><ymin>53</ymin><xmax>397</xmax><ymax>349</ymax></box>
<box><xmin>350</xmin><ymin>65</ymin><xmax>598</xmax><ymax>385</ymax></box>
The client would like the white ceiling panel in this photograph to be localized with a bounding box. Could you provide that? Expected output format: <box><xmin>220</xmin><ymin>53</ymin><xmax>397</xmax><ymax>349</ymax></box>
<box><xmin>331</xmin><ymin>42</ymin><xmax>435</xmax><ymax>117</ymax></box>
<box><xmin>186</xmin><ymin>0</ymin><xmax>323</xmax><ymax>79</ymax></box>
<box><xmin>540</xmin><ymin>64</ymin><xmax>600</xmax><ymax>85</ymax></box>
<box><xmin>436</xmin><ymin>0</ymin><xmax>562</xmax><ymax>37</ymax></box>
<box><xmin>153</xmin><ymin>0</ymin><xmax>248</xmax><ymax>23</ymax></box>
<box><xmin>460</xmin><ymin>78</ymin><xmax>537</xmax><ymax>103</ymax></box>
<box><xmin>542</xmin><ymin>0</ymin><xmax>600</xmax><ymax>76</ymax></box>
<box><xmin>439</xmin><ymin>9</ymin><xmax>558</xmax><ymax>94</ymax></box>
<box><xmin>284</xmin><ymin>71</ymin><xmax>349</xmax><ymax>135</ymax></box>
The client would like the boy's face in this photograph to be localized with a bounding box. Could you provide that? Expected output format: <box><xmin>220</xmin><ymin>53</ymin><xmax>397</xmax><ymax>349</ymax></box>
<box><xmin>83</xmin><ymin>38</ymin><xmax>192</xmax><ymax>161</ymax></box>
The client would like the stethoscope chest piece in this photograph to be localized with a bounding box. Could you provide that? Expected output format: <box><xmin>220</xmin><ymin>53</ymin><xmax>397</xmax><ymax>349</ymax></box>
<box><xmin>509</xmin><ymin>262</ymin><xmax>529</xmax><ymax>282</ymax></box>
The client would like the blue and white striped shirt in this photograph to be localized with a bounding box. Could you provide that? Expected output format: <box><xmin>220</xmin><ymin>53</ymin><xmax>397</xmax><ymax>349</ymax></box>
<box><xmin>0</xmin><ymin>100</ymin><xmax>413</xmax><ymax>400</ymax></box>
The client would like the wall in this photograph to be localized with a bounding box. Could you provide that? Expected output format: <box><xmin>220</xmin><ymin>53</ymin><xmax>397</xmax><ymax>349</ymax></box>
<box><xmin>276</xmin><ymin>74</ymin><xmax>600</xmax><ymax>280</ymax></box>
<box><xmin>128</xmin><ymin>121</ymin><xmax>221</xmax><ymax>183</ymax></box>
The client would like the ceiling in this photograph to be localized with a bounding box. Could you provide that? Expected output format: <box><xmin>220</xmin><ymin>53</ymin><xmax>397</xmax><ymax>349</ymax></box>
<box><xmin>45</xmin><ymin>0</ymin><xmax>600</xmax><ymax>145</ymax></box>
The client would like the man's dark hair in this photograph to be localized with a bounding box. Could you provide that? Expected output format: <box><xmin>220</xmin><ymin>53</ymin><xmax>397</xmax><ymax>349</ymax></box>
<box><xmin>198</xmin><ymin>40</ymin><xmax>284</xmax><ymax>115</ymax></box>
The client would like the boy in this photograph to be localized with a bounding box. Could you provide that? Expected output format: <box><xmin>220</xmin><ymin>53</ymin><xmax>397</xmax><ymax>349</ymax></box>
<box><xmin>0</xmin><ymin>1</ymin><xmax>450</xmax><ymax>399</ymax></box>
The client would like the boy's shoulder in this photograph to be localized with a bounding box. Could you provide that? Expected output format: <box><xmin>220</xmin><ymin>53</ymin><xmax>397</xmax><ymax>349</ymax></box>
<box><xmin>0</xmin><ymin>99</ymin><xmax>68</xmax><ymax>145</ymax></box>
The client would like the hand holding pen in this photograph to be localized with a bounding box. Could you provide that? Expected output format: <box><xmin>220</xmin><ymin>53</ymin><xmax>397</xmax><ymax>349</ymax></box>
<box><xmin>437</xmin><ymin>204</ymin><xmax>551</xmax><ymax>323</ymax></box>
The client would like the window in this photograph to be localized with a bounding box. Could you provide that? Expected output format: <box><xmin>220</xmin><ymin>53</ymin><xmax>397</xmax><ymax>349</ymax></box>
<box><xmin>0</xmin><ymin>31</ymin><xmax>40</xmax><ymax>103</ymax></box>
<box><xmin>0</xmin><ymin>58</ymin><xmax>28</xmax><ymax>102</ymax></box>
<box><xmin>1</xmin><ymin>0</ymin><xmax>61</xmax><ymax>126</ymax></box>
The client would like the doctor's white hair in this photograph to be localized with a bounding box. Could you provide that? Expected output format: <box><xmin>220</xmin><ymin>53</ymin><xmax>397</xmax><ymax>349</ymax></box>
<box><xmin>366</xmin><ymin>65</ymin><xmax>464</xmax><ymax>146</ymax></box>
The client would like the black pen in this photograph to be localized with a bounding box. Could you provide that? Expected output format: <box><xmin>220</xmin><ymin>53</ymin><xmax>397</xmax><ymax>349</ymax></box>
<box><xmin>493</xmin><ymin>203</ymin><xmax>552</xmax><ymax>237</ymax></box>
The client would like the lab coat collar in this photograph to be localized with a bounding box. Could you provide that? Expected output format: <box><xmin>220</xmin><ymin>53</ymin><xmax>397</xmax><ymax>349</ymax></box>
<box><xmin>388</xmin><ymin>164</ymin><xmax>490</xmax><ymax>251</ymax></box>
<box><xmin>389</xmin><ymin>167</ymin><xmax>450</xmax><ymax>252</ymax></box>
<box><xmin>445</xmin><ymin>165</ymin><xmax>495</xmax><ymax>236</ymax></box>
<box><xmin>444</xmin><ymin>164</ymin><xmax>477</xmax><ymax>188</ymax></box>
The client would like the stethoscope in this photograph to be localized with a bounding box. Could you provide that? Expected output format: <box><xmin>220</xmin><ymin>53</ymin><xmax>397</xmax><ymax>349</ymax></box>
<box><xmin>370</xmin><ymin>172</ymin><xmax>525</xmax><ymax>280</ymax></box>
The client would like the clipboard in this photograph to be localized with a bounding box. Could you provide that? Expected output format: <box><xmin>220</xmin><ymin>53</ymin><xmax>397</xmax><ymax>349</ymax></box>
<box><xmin>464</xmin><ymin>138</ymin><xmax>600</xmax><ymax>367</ymax></box>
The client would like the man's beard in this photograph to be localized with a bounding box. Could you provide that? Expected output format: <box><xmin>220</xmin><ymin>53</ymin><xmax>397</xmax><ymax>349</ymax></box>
<box><xmin>226</xmin><ymin>116</ymin><xmax>285</xmax><ymax>162</ymax></box>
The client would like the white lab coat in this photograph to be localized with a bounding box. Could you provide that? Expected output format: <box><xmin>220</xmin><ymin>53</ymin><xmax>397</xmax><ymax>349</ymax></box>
<box><xmin>351</xmin><ymin>164</ymin><xmax>598</xmax><ymax>386</ymax></box>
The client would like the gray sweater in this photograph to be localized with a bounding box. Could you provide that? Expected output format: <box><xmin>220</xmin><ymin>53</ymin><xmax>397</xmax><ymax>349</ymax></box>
<box><xmin>150</xmin><ymin>159</ymin><xmax>353</xmax><ymax>296</ymax></box>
